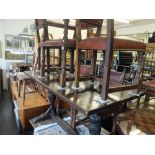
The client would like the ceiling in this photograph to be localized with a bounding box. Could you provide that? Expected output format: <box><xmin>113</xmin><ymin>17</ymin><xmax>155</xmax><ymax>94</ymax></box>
<box><xmin>114</xmin><ymin>19</ymin><xmax>155</xmax><ymax>29</ymax></box>
<box><xmin>50</xmin><ymin>19</ymin><xmax>155</xmax><ymax>28</ymax></box>
<box><xmin>49</xmin><ymin>19</ymin><xmax>155</xmax><ymax>42</ymax></box>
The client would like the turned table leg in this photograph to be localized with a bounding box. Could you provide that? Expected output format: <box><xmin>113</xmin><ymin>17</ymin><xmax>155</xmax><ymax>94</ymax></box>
<box><xmin>71</xmin><ymin>108</ymin><xmax>78</xmax><ymax>130</ymax></box>
<box><xmin>47</xmin><ymin>91</ymin><xmax>56</xmax><ymax>114</ymax></box>
<box><xmin>89</xmin><ymin>113</ymin><xmax>102</xmax><ymax>135</ymax></box>
<box><xmin>31</xmin><ymin>91</ymin><xmax>56</xmax><ymax>123</ymax></box>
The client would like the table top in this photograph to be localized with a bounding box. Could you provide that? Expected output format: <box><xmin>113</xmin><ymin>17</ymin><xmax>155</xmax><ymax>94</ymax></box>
<box><xmin>116</xmin><ymin>109</ymin><xmax>155</xmax><ymax>135</ymax></box>
<box><xmin>25</xmin><ymin>71</ymin><xmax>141</xmax><ymax>116</ymax></box>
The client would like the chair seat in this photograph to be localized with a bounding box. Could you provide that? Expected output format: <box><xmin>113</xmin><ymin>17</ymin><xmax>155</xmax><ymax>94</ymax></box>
<box><xmin>38</xmin><ymin>39</ymin><xmax>76</xmax><ymax>48</ymax></box>
<box><xmin>78</xmin><ymin>37</ymin><xmax>146</xmax><ymax>50</ymax></box>
<box><xmin>110</xmin><ymin>70</ymin><xmax>125</xmax><ymax>84</ymax></box>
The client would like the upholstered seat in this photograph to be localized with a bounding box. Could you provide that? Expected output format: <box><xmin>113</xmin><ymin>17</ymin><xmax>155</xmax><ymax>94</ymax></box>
<box><xmin>78</xmin><ymin>37</ymin><xmax>146</xmax><ymax>50</ymax></box>
<box><xmin>80</xmin><ymin>65</ymin><xmax>93</xmax><ymax>76</ymax></box>
<box><xmin>110</xmin><ymin>70</ymin><xmax>125</xmax><ymax>84</ymax></box>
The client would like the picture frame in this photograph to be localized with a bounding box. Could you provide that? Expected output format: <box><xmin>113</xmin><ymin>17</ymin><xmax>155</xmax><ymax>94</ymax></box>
<box><xmin>5</xmin><ymin>35</ymin><xmax>15</xmax><ymax>49</ymax></box>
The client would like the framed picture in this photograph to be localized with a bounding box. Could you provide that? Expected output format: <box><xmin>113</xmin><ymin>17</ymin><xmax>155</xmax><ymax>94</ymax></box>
<box><xmin>13</xmin><ymin>36</ymin><xmax>20</xmax><ymax>49</ymax></box>
<box><xmin>5</xmin><ymin>35</ymin><xmax>15</xmax><ymax>49</ymax></box>
<box><xmin>5</xmin><ymin>50</ymin><xmax>25</xmax><ymax>60</ymax></box>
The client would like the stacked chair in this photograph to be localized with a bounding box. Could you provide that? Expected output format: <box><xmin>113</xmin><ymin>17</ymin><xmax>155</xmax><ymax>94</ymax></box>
<box><xmin>32</xmin><ymin>19</ymin><xmax>148</xmax><ymax>135</ymax></box>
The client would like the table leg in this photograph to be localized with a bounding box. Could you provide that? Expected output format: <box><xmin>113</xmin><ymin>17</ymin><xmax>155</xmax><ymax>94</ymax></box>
<box><xmin>48</xmin><ymin>91</ymin><xmax>56</xmax><ymax>114</ymax></box>
<box><xmin>136</xmin><ymin>97</ymin><xmax>141</xmax><ymax>109</ymax></box>
<box><xmin>31</xmin><ymin>91</ymin><xmax>56</xmax><ymax>123</ymax></box>
<box><xmin>89</xmin><ymin>113</ymin><xmax>102</xmax><ymax>135</ymax></box>
<box><xmin>71</xmin><ymin>108</ymin><xmax>78</xmax><ymax>130</ymax></box>
<box><xmin>42</xmin><ymin>86</ymin><xmax>48</xmax><ymax>101</ymax></box>
<box><xmin>144</xmin><ymin>89</ymin><xmax>150</xmax><ymax>108</ymax></box>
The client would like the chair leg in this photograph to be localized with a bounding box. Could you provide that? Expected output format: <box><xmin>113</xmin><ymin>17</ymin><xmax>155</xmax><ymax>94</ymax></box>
<box><xmin>111</xmin><ymin>118</ymin><xmax>116</xmax><ymax>135</ymax></box>
<box><xmin>144</xmin><ymin>90</ymin><xmax>150</xmax><ymax>107</ymax></box>
<box><xmin>42</xmin><ymin>86</ymin><xmax>48</xmax><ymax>101</ymax></box>
<box><xmin>18</xmin><ymin>80</ymin><xmax>21</xmax><ymax>97</ymax></box>
<box><xmin>22</xmin><ymin>80</ymin><xmax>26</xmax><ymax>102</ymax></box>
<box><xmin>71</xmin><ymin>108</ymin><xmax>78</xmax><ymax>130</ymax></box>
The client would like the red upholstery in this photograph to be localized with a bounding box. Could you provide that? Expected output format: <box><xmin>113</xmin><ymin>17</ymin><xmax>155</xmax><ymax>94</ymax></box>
<box><xmin>110</xmin><ymin>70</ymin><xmax>125</xmax><ymax>84</ymax></box>
<box><xmin>80</xmin><ymin>65</ymin><xmax>93</xmax><ymax>75</ymax></box>
<box><xmin>80</xmin><ymin>66</ymin><xmax>125</xmax><ymax>84</ymax></box>
<box><xmin>78</xmin><ymin>37</ymin><xmax>146</xmax><ymax>51</ymax></box>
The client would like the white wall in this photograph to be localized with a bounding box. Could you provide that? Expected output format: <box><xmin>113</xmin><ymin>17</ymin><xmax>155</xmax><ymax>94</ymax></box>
<box><xmin>0</xmin><ymin>19</ymin><xmax>79</xmax><ymax>89</ymax></box>
<box><xmin>0</xmin><ymin>19</ymin><xmax>34</xmax><ymax>89</ymax></box>
<box><xmin>116</xmin><ymin>23</ymin><xmax>155</xmax><ymax>35</ymax></box>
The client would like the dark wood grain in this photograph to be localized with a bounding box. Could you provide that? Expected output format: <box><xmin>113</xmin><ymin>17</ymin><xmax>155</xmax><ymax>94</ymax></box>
<box><xmin>59</xmin><ymin>19</ymin><xmax>69</xmax><ymax>88</ymax></box>
<box><xmin>70</xmin><ymin>48</ymin><xmax>75</xmax><ymax>73</ymax></box>
<box><xmin>25</xmin><ymin>71</ymin><xmax>141</xmax><ymax>116</ymax></box>
<box><xmin>101</xmin><ymin>19</ymin><xmax>114</xmax><ymax>100</ymax></box>
<box><xmin>74</xmin><ymin>19</ymin><xmax>81</xmax><ymax>88</ymax></box>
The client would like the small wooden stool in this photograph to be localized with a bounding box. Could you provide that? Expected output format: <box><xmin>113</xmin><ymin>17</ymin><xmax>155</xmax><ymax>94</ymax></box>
<box><xmin>16</xmin><ymin>72</ymin><xmax>47</xmax><ymax>102</ymax></box>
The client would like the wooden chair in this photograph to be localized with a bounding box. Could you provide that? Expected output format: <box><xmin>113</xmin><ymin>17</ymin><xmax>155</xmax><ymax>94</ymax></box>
<box><xmin>143</xmin><ymin>80</ymin><xmax>155</xmax><ymax>107</ymax></box>
<box><xmin>113</xmin><ymin>109</ymin><xmax>155</xmax><ymax>135</ymax></box>
<box><xmin>33</xmin><ymin>19</ymin><xmax>104</xmax><ymax>127</ymax></box>
<box><xmin>35</xmin><ymin>19</ymin><xmax>103</xmax><ymax>87</ymax></box>
<box><xmin>73</xmin><ymin>19</ymin><xmax>146</xmax><ymax>134</ymax></box>
<box><xmin>75</xmin><ymin>29</ymin><xmax>146</xmax><ymax>99</ymax></box>
<box><xmin>35</xmin><ymin>19</ymin><xmax>76</xmax><ymax>89</ymax></box>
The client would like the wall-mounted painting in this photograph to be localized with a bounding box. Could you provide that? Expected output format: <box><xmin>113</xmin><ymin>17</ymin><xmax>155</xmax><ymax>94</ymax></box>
<box><xmin>5</xmin><ymin>50</ymin><xmax>25</xmax><ymax>60</ymax></box>
<box><xmin>5</xmin><ymin>35</ymin><xmax>15</xmax><ymax>49</ymax></box>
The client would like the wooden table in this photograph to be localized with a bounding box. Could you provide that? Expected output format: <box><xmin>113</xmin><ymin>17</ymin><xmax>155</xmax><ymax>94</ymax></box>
<box><xmin>25</xmin><ymin>71</ymin><xmax>143</xmax><ymax>134</ymax></box>
<box><xmin>115</xmin><ymin>109</ymin><xmax>155</xmax><ymax>135</ymax></box>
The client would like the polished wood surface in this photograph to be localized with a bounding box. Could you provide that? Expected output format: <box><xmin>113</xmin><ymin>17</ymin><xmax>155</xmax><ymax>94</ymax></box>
<box><xmin>25</xmin><ymin>71</ymin><xmax>141</xmax><ymax>116</ymax></box>
<box><xmin>115</xmin><ymin>109</ymin><xmax>155</xmax><ymax>135</ymax></box>
<box><xmin>101</xmin><ymin>19</ymin><xmax>114</xmax><ymax>100</ymax></box>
